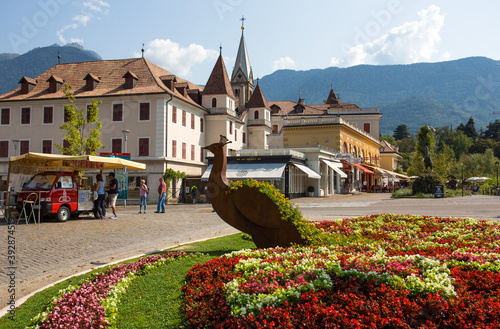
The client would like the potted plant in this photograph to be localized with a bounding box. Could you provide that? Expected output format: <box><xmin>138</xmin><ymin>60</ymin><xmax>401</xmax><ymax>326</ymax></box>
<box><xmin>307</xmin><ymin>185</ymin><xmax>315</xmax><ymax>197</ymax></box>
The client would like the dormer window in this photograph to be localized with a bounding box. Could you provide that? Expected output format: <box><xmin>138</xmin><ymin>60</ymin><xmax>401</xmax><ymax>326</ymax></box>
<box><xmin>46</xmin><ymin>75</ymin><xmax>64</xmax><ymax>93</ymax></box>
<box><xmin>174</xmin><ymin>82</ymin><xmax>188</xmax><ymax>97</ymax></box>
<box><xmin>160</xmin><ymin>74</ymin><xmax>176</xmax><ymax>90</ymax></box>
<box><xmin>212</xmin><ymin>97</ymin><xmax>217</xmax><ymax>108</ymax></box>
<box><xmin>122</xmin><ymin>71</ymin><xmax>138</xmax><ymax>89</ymax></box>
<box><xmin>18</xmin><ymin>77</ymin><xmax>36</xmax><ymax>95</ymax></box>
<box><xmin>293</xmin><ymin>105</ymin><xmax>304</xmax><ymax>114</ymax></box>
<box><xmin>83</xmin><ymin>73</ymin><xmax>100</xmax><ymax>91</ymax></box>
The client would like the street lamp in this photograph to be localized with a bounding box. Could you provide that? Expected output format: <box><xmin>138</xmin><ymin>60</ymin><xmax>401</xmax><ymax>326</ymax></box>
<box><xmin>496</xmin><ymin>161</ymin><xmax>499</xmax><ymax>190</ymax></box>
<box><xmin>121</xmin><ymin>130</ymin><xmax>130</xmax><ymax>153</ymax></box>
<box><xmin>12</xmin><ymin>139</ymin><xmax>20</xmax><ymax>156</ymax></box>
<box><xmin>461</xmin><ymin>163</ymin><xmax>464</xmax><ymax>197</ymax></box>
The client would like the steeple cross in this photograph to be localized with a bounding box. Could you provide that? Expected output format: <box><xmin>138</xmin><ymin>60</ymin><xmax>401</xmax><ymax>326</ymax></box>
<box><xmin>240</xmin><ymin>15</ymin><xmax>246</xmax><ymax>29</ymax></box>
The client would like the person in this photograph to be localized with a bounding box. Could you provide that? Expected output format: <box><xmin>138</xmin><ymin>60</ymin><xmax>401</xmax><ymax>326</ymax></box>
<box><xmin>191</xmin><ymin>185</ymin><xmax>197</xmax><ymax>204</ymax></box>
<box><xmin>94</xmin><ymin>174</ymin><xmax>106</xmax><ymax>219</ymax></box>
<box><xmin>139</xmin><ymin>179</ymin><xmax>148</xmax><ymax>214</ymax></box>
<box><xmin>107</xmin><ymin>172</ymin><xmax>119</xmax><ymax>219</ymax></box>
<box><xmin>155</xmin><ymin>177</ymin><xmax>166</xmax><ymax>213</ymax></box>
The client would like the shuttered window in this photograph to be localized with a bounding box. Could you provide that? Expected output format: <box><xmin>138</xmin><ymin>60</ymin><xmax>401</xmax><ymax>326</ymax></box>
<box><xmin>182</xmin><ymin>142</ymin><xmax>186</xmax><ymax>159</ymax></box>
<box><xmin>43</xmin><ymin>106</ymin><xmax>53</xmax><ymax>124</ymax></box>
<box><xmin>20</xmin><ymin>140</ymin><xmax>29</xmax><ymax>155</ymax></box>
<box><xmin>112</xmin><ymin>138</ymin><xmax>122</xmax><ymax>153</ymax></box>
<box><xmin>42</xmin><ymin>140</ymin><xmax>52</xmax><ymax>154</ymax></box>
<box><xmin>139</xmin><ymin>138</ymin><xmax>149</xmax><ymax>156</ymax></box>
<box><xmin>112</xmin><ymin>104</ymin><xmax>123</xmax><ymax>122</ymax></box>
<box><xmin>172</xmin><ymin>140</ymin><xmax>177</xmax><ymax>158</ymax></box>
<box><xmin>21</xmin><ymin>107</ymin><xmax>30</xmax><ymax>125</ymax></box>
<box><xmin>0</xmin><ymin>141</ymin><xmax>8</xmax><ymax>157</ymax></box>
<box><xmin>1</xmin><ymin>108</ymin><xmax>10</xmax><ymax>125</ymax></box>
<box><xmin>139</xmin><ymin>103</ymin><xmax>150</xmax><ymax>121</ymax></box>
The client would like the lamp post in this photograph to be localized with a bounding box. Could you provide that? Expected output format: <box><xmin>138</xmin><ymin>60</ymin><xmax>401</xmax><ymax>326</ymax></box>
<box><xmin>496</xmin><ymin>161</ymin><xmax>499</xmax><ymax>190</ymax></box>
<box><xmin>12</xmin><ymin>140</ymin><xmax>20</xmax><ymax>156</ymax></box>
<box><xmin>461</xmin><ymin>163</ymin><xmax>464</xmax><ymax>197</ymax></box>
<box><xmin>121</xmin><ymin>130</ymin><xmax>130</xmax><ymax>153</ymax></box>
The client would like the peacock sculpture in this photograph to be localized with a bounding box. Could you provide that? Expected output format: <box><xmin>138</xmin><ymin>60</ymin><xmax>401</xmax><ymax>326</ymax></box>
<box><xmin>203</xmin><ymin>135</ymin><xmax>304</xmax><ymax>248</ymax></box>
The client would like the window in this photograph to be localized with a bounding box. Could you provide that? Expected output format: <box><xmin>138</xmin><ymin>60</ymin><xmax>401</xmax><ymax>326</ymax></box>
<box><xmin>200</xmin><ymin>147</ymin><xmax>204</xmax><ymax>162</ymax></box>
<box><xmin>1</xmin><ymin>108</ymin><xmax>10</xmax><ymax>125</ymax></box>
<box><xmin>20</xmin><ymin>140</ymin><xmax>29</xmax><ymax>155</ymax></box>
<box><xmin>243</xmin><ymin>132</ymin><xmax>246</xmax><ymax>144</ymax></box>
<box><xmin>112</xmin><ymin>103</ymin><xmax>123</xmax><ymax>122</ymax></box>
<box><xmin>21</xmin><ymin>107</ymin><xmax>30</xmax><ymax>125</ymax></box>
<box><xmin>172</xmin><ymin>140</ymin><xmax>177</xmax><ymax>157</ymax></box>
<box><xmin>254</xmin><ymin>111</ymin><xmax>259</xmax><ymax>119</ymax></box>
<box><xmin>200</xmin><ymin>118</ymin><xmax>204</xmax><ymax>133</ymax></box>
<box><xmin>0</xmin><ymin>141</ymin><xmax>8</xmax><ymax>157</ymax></box>
<box><xmin>229</xmin><ymin>121</ymin><xmax>233</xmax><ymax>134</ymax></box>
<box><xmin>212</xmin><ymin>97</ymin><xmax>217</xmax><ymax>108</ymax></box>
<box><xmin>191</xmin><ymin>144</ymin><xmax>195</xmax><ymax>161</ymax></box>
<box><xmin>191</xmin><ymin>113</ymin><xmax>195</xmax><ymax>129</ymax></box>
<box><xmin>42</xmin><ymin>140</ymin><xmax>52</xmax><ymax>154</ymax></box>
<box><xmin>111</xmin><ymin>138</ymin><xmax>122</xmax><ymax>153</ymax></box>
<box><xmin>43</xmin><ymin>106</ymin><xmax>53</xmax><ymax>124</ymax></box>
<box><xmin>272</xmin><ymin>125</ymin><xmax>278</xmax><ymax>134</ymax></box>
<box><xmin>363</xmin><ymin>123</ymin><xmax>371</xmax><ymax>134</ymax></box>
<box><xmin>139</xmin><ymin>102</ymin><xmax>150</xmax><ymax>121</ymax></box>
<box><xmin>235</xmin><ymin>130</ymin><xmax>237</xmax><ymax>141</ymax></box>
<box><xmin>172</xmin><ymin>106</ymin><xmax>177</xmax><ymax>123</ymax></box>
<box><xmin>58</xmin><ymin>175</ymin><xmax>74</xmax><ymax>189</ymax></box>
<box><xmin>62</xmin><ymin>139</ymin><xmax>70</xmax><ymax>155</ymax></box>
<box><xmin>182</xmin><ymin>142</ymin><xmax>186</xmax><ymax>159</ymax></box>
<box><xmin>64</xmin><ymin>108</ymin><xmax>70</xmax><ymax>122</ymax></box>
<box><xmin>182</xmin><ymin>110</ymin><xmax>186</xmax><ymax>127</ymax></box>
<box><xmin>138</xmin><ymin>138</ymin><xmax>149</xmax><ymax>156</ymax></box>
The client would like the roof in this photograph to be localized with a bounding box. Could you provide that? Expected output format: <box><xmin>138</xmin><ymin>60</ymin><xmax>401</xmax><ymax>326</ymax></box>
<box><xmin>231</xmin><ymin>30</ymin><xmax>252</xmax><ymax>82</ymax></box>
<box><xmin>0</xmin><ymin>58</ymin><xmax>205</xmax><ymax>110</ymax></box>
<box><xmin>203</xmin><ymin>54</ymin><xmax>235</xmax><ymax>98</ymax></box>
<box><xmin>380</xmin><ymin>140</ymin><xmax>399</xmax><ymax>153</ymax></box>
<box><xmin>325</xmin><ymin>87</ymin><xmax>341</xmax><ymax>107</ymax></box>
<box><xmin>246</xmin><ymin>83</ymin><xmax>269</xmax><ymax>109</ymax></box>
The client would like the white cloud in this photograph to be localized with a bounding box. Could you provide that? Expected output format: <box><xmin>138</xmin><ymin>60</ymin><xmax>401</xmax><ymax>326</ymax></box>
<box><xmin>83</xmin><ymin>0</ymin><xmax>110</xmax><ymax>13</ymax></box>
<box><xmin>73</xmin><ymin>14</ymin><xmax>91</xmax><ymax>26</ymax></box>
<box><xmin>332</xmin><ymin>5</ymin><xmax>446</xmax><ymax>67</ymax></box>
<box><xmin>137</xmin><ymin>39</ymin><xmax>218</xmax><ymax>78</ymax></box>
<box><xmin>272</xmin><ymin>56</ymin><xmax>296</xmax><ymax>71</ymax></box>
<box><xmin>57</xmin><ymin>0</ymin><xmax>110</xmax><ymax>45</ymax></box>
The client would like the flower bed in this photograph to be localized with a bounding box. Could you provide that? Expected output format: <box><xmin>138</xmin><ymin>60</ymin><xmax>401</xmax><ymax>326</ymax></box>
<box><xmin>28</xmin><ymin>251</ymin><xmax>195</xmax><ymax>328</ymax></box>
<box><xmin>182</xmin><ymin>214</ymin><xmax>500</xmax><ymax>328</ymax></box>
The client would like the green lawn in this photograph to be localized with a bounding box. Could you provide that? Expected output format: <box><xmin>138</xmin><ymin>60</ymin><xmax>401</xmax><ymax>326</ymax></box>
<box><xmin>0</xmin><ymin>233</ymin><xmax>255</xmax><ymax>329</ymax></box>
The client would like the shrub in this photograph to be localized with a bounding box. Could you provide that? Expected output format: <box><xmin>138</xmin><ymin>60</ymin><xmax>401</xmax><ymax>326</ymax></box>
<box><xmin>412</xmin><ymin>173</ymin><xmax>442</xmax><ymax>195</ymax></box>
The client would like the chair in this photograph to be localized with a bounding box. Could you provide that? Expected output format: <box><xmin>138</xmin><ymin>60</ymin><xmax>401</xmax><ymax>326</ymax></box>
<box><xmin>17</xmin><ymin>192</ymin><xmax>38</xmax><ymax>225</ymax></box>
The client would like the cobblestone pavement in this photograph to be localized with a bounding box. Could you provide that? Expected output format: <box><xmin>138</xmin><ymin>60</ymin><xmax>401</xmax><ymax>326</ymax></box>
<box><xmin>1</xmin><ymin>193</ymin><xmax>499</xmax><ymax>309</ymax></box>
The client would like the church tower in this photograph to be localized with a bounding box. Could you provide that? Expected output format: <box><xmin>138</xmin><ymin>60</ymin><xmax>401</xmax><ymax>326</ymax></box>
<box><xmin>231</xmin><ymin>16</ymin><xmax>254</xmax><ymax>113</ymax></box>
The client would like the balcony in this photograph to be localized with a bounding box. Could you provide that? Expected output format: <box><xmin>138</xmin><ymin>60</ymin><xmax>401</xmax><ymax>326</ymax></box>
<box><xmin>210</xmin><ymin>107</ymin><xmax>237</xmax><ymax>117</ymax></box>
<box><xmin>247</xmin><ymin>118</ymin><xmax>272</xmax><ymax>127</ymax></box>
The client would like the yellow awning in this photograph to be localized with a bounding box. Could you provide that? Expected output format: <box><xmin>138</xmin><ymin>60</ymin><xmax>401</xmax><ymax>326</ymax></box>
<box><xmin>9</xmin><ymin>152</ymin><xmax>146</xmax><ymax>170</ymax></box>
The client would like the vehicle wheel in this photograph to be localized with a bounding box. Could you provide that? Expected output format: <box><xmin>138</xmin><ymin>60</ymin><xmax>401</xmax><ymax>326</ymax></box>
<box><xmin>57</xmin><ymin>206</ymin><xmax>71</xmax><ymax>222</ymax></box>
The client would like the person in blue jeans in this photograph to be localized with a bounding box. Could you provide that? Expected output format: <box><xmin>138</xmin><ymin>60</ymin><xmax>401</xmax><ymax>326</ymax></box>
<box><xmin>155</xmin><ymin>177</ymin><xmax>166</xmax><ymax>213</ymax></box>
<box><xmin>139</xmin><ymin>179</ymin><xmax>148</xmax><ymax>214</ymax></box>
<box><xmin>94</xmin><ymin>174</ymin><xmax>106</xmax><ymax>219</ymax></box>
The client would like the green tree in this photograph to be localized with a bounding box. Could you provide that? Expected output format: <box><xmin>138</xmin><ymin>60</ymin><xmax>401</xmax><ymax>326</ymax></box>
<box><xmin>457</xmin><ymin>117</ymin><xmax>478</xmax><ymax>139</ymax></box>
<box><xmin>393</xmin><ymin>124</ymin><xmax>410</xmax><ymax>140</ymax></box>
<box><xmin>483</xmin><ymin>119</ymin><xmax>500</xmax><ymax>140</ymax></box>
<box><xmin>415</xmin><ymin>125</ymin><xmax>435</xmax><ymax>158</ymax></box>
<box><xmin>433</xmin><ymin>143</ymin><xmax>456</xmax><ymax>178</ymax></box>
<box><xmin>56</xmin><ymin>84</ymin><xmax>102</xmax><ymax>155</ymax></box>
<box><xmin>449</xmin><ymin>131</ymin><xmax>473</xmax><ymax>160</ymax></box>
<box><xmin>380</xmin><ymin>134</ymin><xmax>396</xmax><ymax>144</ymax></box>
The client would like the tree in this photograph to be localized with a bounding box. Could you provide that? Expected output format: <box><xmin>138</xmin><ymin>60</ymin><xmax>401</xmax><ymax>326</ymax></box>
<box><xmin>457</xmin><ymin>117</ymin><xmax>478</xmax><ymax>139</ymax></box>
<box><xmin>449</xmin><ymin>131</ymin><xmax>473</xmax><ymax>160</ymax></box>
<box><xmin>380</xmin><ymin>134</ymin><xmax>396</xmax><ymax>145</ymax></box>
<box><xmin>56</xmin><ymin>84</ymin><xmax>102</xmax><ymax>155</ymax></box>
<box><xmin>483</xmin><ymin>119</ymin><xmax>500</xmax><ymax>140</ymax></box>
<box><xmin>393</xmin><ymin>124</ymin><xmax>410</xmax><ymax>140</ymax></box>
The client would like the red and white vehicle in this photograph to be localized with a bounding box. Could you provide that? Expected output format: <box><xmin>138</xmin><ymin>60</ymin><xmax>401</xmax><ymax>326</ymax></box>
<box><xmin>16</xmin><ymin>169</ymin><xmax>95</xmax><ymax>222</ymax></box>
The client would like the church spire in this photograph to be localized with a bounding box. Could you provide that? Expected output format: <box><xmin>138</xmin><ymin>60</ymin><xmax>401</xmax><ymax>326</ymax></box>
<box><xmin>231</xmin><ymin>15</ymin><xmax>253</xmax><ymax>83</ymax></box>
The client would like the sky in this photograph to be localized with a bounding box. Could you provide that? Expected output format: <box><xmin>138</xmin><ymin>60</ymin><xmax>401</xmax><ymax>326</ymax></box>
<box><xmin>1</xmin><ymin>0</ymin><xmax>498</xmax><ymax>85</ymax></box>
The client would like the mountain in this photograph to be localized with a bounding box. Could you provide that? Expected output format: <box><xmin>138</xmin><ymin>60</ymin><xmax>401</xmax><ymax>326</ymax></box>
<box><xmin>259</xmin><ymin>57</ymin><xmax>500</xmax><ymax>134</ymax></box>
<box><xmin>0</xmin><ymin>43</ymin><xmax>101</xmax><ymax>95</ymax></box>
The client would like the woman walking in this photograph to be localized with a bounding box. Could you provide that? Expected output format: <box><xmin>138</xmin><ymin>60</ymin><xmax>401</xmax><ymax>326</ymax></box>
<box><xmin>94</xmin><ymin>174</ymin><xmax>106</xmax><ymax>219</ymax></box>
<box><xmin>139</xmin><ymin>179</ymin><xmax>148</xmax><ymax>214</ymax></box>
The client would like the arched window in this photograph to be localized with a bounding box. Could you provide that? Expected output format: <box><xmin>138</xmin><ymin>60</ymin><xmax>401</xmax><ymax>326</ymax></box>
<box><xmin>254</xmin><ymin>110</ymin><xmax>259</xmax><ymax>119</ymax></box>
<box><xmin>212</xmin><ymin>97</ymin><xmax>217</xmax><ymax>108</ymax></box>
<box><xmin>343</xmin><ymin>143</ymin><xmax>348</xmax><ymax>153</ymax></box>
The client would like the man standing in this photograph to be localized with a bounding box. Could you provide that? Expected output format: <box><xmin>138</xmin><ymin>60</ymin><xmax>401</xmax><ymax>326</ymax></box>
<box><xmin>107</xmin><ymin>172</ymin><xmax>119</xmax><ymax>219</ymax></box>
<box><xmin>155</xmin><ymin>177</ymin><xmax>166</xmax><ymax>213</ymax></box>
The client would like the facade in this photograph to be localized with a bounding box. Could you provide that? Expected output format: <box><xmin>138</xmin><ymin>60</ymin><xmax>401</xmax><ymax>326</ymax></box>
<box><xmin>0</xmin><ymin>22</ymin><xmax>406</xmax><ymax>201</ymax></box>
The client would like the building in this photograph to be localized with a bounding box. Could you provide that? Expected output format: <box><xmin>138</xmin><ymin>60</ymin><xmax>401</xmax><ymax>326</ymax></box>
<box><xmin>0</xmin><ymin>21</ymin><xmax>406</xmax><ymax>201</ymax></box>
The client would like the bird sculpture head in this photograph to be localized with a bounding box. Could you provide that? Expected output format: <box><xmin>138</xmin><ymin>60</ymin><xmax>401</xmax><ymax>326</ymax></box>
<box><xmin>203</xmin><ymin>135</ymin><xmax>232</xmax><ymax>154</ymax></box>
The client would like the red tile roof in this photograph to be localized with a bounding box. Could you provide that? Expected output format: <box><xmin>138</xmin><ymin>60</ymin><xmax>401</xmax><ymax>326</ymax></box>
<box><xmin>0</xmin><ymin>58</ymin><xmax>205</xmax><ymax>110</ymax></box>
<box><xmin>203</xmin><ymin>54</ymin><xmax>235</xmax><ymax>98</ymax></box>
<box><xmin>246</xmin><ymin>83</ymin><xmax>269</xmax><ymax>109</ymax></box>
